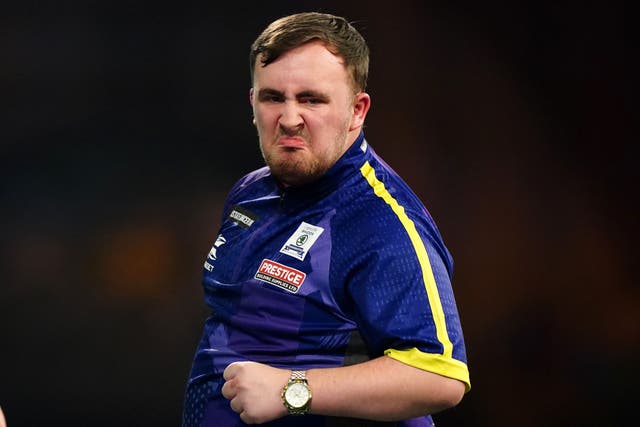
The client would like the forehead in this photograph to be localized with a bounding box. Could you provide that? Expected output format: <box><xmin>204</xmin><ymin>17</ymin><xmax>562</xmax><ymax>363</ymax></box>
<box><xmin>253</xmin><ymin>41</ymin><xmax>352</xmax><ymax>92</ymax></box>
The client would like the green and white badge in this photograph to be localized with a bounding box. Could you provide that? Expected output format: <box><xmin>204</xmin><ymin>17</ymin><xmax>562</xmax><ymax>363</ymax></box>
<box><xmin>280</xmin><ymin>222</ymin><xmax>324</xmax><ymax>261</ymax></box>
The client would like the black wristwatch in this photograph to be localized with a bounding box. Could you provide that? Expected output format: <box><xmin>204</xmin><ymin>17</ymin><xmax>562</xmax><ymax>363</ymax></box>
<box><xmin>281</xmin><ymin>370</ymin><xmax>312</xmax><ymax>415</ymax></box>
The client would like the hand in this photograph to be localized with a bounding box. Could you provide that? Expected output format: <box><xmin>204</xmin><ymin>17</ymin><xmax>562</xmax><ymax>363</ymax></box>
<box><xmin>222</xmin><ymin>361</ymin><xmax>290</xmax><ymax>424</ymax></box>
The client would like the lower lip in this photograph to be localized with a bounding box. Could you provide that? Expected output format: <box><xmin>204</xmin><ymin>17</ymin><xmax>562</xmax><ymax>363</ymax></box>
<box><xmin>277</xmin><ymin>137</ymin><xmax>306</xmax><ymax>148</ymax></box>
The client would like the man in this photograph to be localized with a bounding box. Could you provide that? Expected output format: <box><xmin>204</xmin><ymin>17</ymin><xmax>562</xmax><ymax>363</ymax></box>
<box><xmin>183</xmin><ymin>12</ymin><xmax>470</xmax><ymax>427</ymax></box>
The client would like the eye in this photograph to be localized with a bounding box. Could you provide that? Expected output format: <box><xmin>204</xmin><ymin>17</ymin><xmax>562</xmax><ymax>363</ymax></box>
<box><xmin>265</xmin><ymin>94</ymin><xmax>283</xmax><ymax>103</ymax></box>
<box><xmin>300</xmin><ymin>96</ymin><xmax>324</xmax><ymax>105</ymax></box>
<box><xmin>257</xmin><ymin>91</ymin><xmax>284</xmax><ymax>103</ymax></box>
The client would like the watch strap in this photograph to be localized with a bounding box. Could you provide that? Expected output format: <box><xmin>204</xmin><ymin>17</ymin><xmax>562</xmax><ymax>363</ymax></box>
<box><xmin>291</xmin><ymin>370</ymin><xmax>306</xmax><ymax>381</ymax></box>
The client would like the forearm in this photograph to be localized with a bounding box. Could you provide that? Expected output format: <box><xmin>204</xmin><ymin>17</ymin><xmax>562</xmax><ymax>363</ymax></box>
<box><xmin>307</xmin><ymin>355</ymin><xmax>465</xmax><ymax>421</ymax></box>
<box><xmin>222</xmin><ymin>356</ymin><xmax>466</xmax><ymax>424</ymax></box>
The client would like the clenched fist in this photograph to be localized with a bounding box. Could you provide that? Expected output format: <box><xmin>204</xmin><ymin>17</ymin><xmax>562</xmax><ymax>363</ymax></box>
<box><xmin>222</xmin><ymin>361</ymin><xmax>291</xmax><ymax>424</ymax></box>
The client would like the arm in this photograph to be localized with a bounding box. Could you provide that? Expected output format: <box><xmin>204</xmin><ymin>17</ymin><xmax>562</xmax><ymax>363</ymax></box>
<box><xmin>222</xmin><ymin>356</ymin><xmax>465</xmax><ymax>424</ymax></box>
<box><xmin>308</xmin><ymin>355</ymin><xmax>465</xmax><ymax>419</ymax></box>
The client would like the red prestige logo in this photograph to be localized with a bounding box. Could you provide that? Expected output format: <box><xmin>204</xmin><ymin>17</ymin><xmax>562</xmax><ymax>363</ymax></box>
<box><xmin>255</xmin><ymin>259</ymin><xmax>306</xmax><ymax>293</ymax></box>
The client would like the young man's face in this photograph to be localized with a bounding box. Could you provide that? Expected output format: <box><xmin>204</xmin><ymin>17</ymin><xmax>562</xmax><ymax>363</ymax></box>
<box><xmin>250</xmin><ymin>40</ymin><xmax>370</xmax><ymax>187</ymax></box>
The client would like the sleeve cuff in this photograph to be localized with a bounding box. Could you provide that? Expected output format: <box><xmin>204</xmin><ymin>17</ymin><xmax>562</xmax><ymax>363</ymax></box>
<box><xmin>385</xmin><ymin>347</ymin><xmax>471</xmax><ymax>393</ymax></box>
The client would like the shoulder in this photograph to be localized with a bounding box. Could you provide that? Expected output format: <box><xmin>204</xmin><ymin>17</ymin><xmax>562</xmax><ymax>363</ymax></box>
<box><xmin>233</xmin><ymin>166</ymin><xmax>272</xmax><ymax>190</ymax></box>
<box><xmin>335</xmin><ymin>154</ymin><xmax>450</xmax><ymax>258</ymax></box>
<box><xmin>226</xmin><ymin>166</ymin><xmax>273</xmax><ymax>200</ymax></box>
<box><xmin>345</xmin><ymin>155</ymin><xmax>432</xmax><ymax>230</ymax></box>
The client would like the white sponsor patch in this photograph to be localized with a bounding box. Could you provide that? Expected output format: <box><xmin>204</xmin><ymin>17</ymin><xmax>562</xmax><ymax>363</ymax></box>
<box><xmin>279</xmin><ymin>222</ymin><xmax>324</xmax><ymax>261</ymax></box>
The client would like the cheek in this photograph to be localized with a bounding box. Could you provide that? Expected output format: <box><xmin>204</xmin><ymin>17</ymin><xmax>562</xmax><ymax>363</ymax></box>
<box><xmin>254</xmin><ymin>109</ymin><xmax>276</xmax><ymax>128</ymax></box>
<box><xmin>308</xmin><ymin>110</ymin><xmax>340</xmax><ymax>128</ymax></box>
<box><xmin>252</xmin><ymin>113</ymin><xmax>269</xmax><ymax>134</ymax></box>
<box><xmin>316</xmin><ymin>111</ymin><xmax>351</xmax><ymax>135</ymax></box>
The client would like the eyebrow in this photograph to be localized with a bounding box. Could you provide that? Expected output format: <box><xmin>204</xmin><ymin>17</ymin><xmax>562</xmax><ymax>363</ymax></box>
<box><xmin>257</xmin><ymin>88</ymin><xmax>282</xmax><ymax>98</ymax></box>
<box><xmin>297</xmin><ymin>90</ymin><xmax>329</xmax><ymax>101</ymax></box>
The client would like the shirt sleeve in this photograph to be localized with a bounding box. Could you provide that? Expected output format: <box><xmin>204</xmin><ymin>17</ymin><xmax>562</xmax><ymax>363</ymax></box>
<box><xmin>345</xmin><ymin>204</ymin><xmax>471</xmax><ymax>392</ymax></box>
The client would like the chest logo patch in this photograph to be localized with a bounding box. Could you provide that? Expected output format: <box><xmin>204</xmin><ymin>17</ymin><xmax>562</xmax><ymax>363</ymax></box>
<box><xmin>279</xmin><ymin>222</ymin><xmax>324</xmax><ymax>261</ymax></box>
<box><xmin>255</xmin><ymin>259</ymin><xmax>306</xmax><ymax>293</ymax></box>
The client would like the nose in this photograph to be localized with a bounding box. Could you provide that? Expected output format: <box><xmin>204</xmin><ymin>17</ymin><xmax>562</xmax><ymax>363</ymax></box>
<box><xmin>278</xmin><ymin>101</ymin><xmax>304</xmax><ymax>134</ymax></box>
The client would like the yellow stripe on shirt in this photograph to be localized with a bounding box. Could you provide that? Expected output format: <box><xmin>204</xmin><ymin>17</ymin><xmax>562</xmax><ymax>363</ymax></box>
<box><xmin>360</xmin><ymin>161</ymin><xmax>470</xmax><ymax>391</ymax></box>
<box><xmin>359</xmin><ymin>161</ymin><xmax>453</xmax><ymax>357</ymax></box>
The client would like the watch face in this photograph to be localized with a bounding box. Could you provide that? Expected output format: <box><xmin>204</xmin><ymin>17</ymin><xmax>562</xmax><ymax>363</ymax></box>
<box><xmin>284</xmin><ymin>382</ymin><xmax>310</xmax><ymax>408</ymax></box>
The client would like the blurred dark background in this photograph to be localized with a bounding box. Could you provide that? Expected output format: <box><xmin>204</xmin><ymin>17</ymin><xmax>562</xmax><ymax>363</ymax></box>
<box><xmin>1</xmin><ymin>1</ymin><xmax>635</xmax><ymax>426</ymax></box>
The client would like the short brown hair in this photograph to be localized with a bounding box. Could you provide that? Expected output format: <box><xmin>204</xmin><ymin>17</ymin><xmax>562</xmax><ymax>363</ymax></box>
<box><xmin>250</xmin><ymin>12</ymin><xmax>369</xmax><ymax>92</ymax></box>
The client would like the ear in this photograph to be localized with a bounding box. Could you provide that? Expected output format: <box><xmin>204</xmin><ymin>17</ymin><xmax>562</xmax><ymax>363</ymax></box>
<box><xmin>349</xmin><ymin>92</ymin><xmax>371</xmax><ymax>131</ymax></box>
<box><xmin>249</xmin><ymin>88</ymin><xmax>256</xmax><ymax>125</ymax></box>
